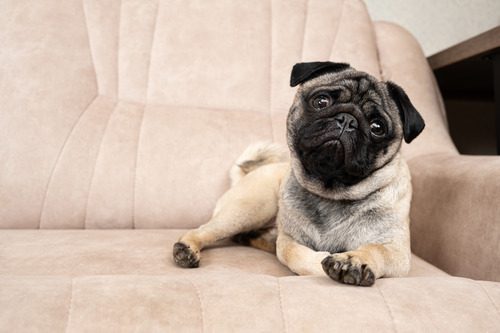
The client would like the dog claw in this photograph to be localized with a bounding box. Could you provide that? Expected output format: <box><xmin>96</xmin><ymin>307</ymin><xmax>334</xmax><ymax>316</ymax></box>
<box><xmin>321</xmin><ymin>254</ymin><xmax>375</xmax><ymax>286</ymax></box>
<box><xmin>173</xmin><ymin>242</ymin><xmax>200</xmax><ymax>268</ymax></box>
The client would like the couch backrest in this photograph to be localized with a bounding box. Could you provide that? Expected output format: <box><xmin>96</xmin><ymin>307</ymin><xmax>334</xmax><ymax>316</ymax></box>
<box><xmin>0</xmin><ymin>0</ymin><xmax>454</xmax><ymax>229</ymax></box>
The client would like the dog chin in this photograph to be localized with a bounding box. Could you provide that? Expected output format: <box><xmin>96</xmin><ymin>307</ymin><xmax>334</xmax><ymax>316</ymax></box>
<box><xmin>320</xmin><ymin>139</ymin><xmax>348</xmax><ymax>168</ymax></box>
<box><xmin>298</xmin><ymin>140</ymin><xmax>346</xmax><ymax>185</ymax></box>
<box><xmin>296</xmin><ymin>135</ymin><xmax>374</xmax><ymax>188</ymax></box>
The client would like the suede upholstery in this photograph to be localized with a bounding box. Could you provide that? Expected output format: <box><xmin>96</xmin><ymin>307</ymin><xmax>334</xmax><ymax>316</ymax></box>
<box><xmin>1</xmin><ymin>0</ymin><xmax>386</xmax><ymax>230</ymax></box>
<box><xmin>0</xmin><ymin>230</ymin><xmax>445</xmax><ymax>277</ymax></box>
<box><xmin>1</xmin><ymin>0</ymin><xmax>500</xmax><ymax>331</ymax></box>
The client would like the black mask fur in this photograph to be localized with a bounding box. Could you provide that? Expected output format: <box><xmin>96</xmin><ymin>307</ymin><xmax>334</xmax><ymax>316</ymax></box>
<box><xmin>288</xmin><ymin>61</ymin><xmax>425</xmax><ymax>188</ymax></box>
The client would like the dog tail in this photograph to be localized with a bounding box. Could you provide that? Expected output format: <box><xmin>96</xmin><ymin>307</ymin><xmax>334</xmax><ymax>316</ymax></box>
<box><xmin>229</xmin><ymin>141</ymin><xmax>289</xmax><ymax>186</ymax></box>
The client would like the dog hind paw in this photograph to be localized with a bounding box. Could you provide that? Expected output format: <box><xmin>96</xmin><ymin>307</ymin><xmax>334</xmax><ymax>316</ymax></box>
<box><xmin>321</xmin><ymin>253</ymin><xmax>375</xmax><ymax>286</ymax></box>
<box><xmin>173</xmin><ymin>242</ymin><xmax>200</xmax><ymax>268</ymax></box>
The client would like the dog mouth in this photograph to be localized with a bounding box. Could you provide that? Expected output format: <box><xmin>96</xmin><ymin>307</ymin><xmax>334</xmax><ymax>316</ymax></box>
<box><xmin>301</xmin><ymin>129</ymin><xmax>342</xmax><ymax>148</ymax></box>
<box><xmin>295</xmin><ymin>135</ymin><xmax>368</xmax><ymax>187</ymax></box>
<box><xmin>313</xmin><ymin>136</ymin><xmax>343</xmax><ymax>156</ymax></box>
<box><xmin>300</xmin><ymin>115</ymin><xmax>359</xmax><ymax>148</ymax></box>
<box><xmin>297</xmin><ymin>136</ymin><xmax>346</xmax><ymax>170</ymax></box>
<box><xmin>321</xmin><ymin>139</ymin><xmax>345</xmax><ymax>165</ymax></box>
<box><xmin>300</xmin><ymin>128</ymin><xmax>353</xmax><ymax>153</ymax></box>
<box><xmin>317</xmin><ymin>135</ymin><xmax>341</xmax><ymax>147</ymax></box>
<box><xmin>294</xmin><ymin>119</ymin><xmax>367</xmax><ymax>186</ymax></box>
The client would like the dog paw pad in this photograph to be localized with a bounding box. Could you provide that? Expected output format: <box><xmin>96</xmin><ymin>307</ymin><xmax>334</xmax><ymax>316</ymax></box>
<box><xmin>321</xmin><ymin>254</ymin><xmax>375</xmax><ymax>286</ymax></box>
<box><xmin>173</xmin><ymin>242</ymin><xmax>200</xmax><ymax>268</ymax></box>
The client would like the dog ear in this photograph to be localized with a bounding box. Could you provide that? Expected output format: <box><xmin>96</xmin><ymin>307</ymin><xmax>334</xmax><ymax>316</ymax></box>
<box><xmin>386</xmin><ymin>81</ymin><xmax>425</xmax><ymax>143</ymax></box>
<box><xmin>290</xmin><ymin>61</ymin><xmax>350</xmax><ymax>87</ymax></box>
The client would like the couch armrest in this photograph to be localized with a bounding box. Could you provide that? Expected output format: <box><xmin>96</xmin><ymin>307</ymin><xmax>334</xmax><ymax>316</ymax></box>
<box><xmin>409</xmin><ymin>153</ymin><xmax>500</xmax><ymax>281</ymax></box>
<box><xmin>375</xmin><ymin>21</ymin><xmax>500</xmax><ymax>282</ymax></box>
<box><xmin>374</xmin><ymin>21</ymin><xmax>458</xmax><ymax>160</ymax></box>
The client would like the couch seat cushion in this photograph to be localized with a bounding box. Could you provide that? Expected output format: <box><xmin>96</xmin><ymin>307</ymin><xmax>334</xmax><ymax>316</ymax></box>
<box><xmin>1</xmin><ymin>230</ymin><xmax>500</xmax><ymax>331</ymax></box>
<box><xmin>0</xmin><ymin>230</ymin><xmax>445</xmax><ymax>277</ymax></box>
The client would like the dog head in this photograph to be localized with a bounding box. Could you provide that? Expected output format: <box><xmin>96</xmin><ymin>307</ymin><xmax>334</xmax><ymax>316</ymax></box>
<box><xmin>287</xmin><ymin>61</ymin><xmax>425</xmax><ymax>192</ymax></box>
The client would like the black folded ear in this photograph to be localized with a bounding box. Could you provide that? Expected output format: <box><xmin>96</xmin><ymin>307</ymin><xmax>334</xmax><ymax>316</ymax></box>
<box><xmin>386</xmin><ymin>81</ymin><xmax>425</xmax><ymax>143</ymax></box>
<box><xmin>290</xmin><ymin>61</ymin><xmax>350</xmax><ymax>87</ymax></box>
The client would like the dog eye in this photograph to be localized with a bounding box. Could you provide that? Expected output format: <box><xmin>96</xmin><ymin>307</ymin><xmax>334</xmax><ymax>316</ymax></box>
<box><xmin>370</xmin><ymin>120</ymin><xmax>386</xmax><ymax>137</ymax></box>
<box><xmin>310</xmin><ymin>94</ymin><xmax>332</xmax><ymax>110</ymax></box>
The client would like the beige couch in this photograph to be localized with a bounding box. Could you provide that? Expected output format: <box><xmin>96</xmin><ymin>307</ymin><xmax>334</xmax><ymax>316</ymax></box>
<box><xmin>1</xmin><ymin>0</ymin><xmax>499</xmax><ymax>331</ymax></box>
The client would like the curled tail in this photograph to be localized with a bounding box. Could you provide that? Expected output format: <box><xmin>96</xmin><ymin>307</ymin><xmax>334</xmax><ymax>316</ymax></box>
<box><xmin>229</xmin><ymin>141</ymin><xmax>289</xmax><ymax>187</ymax></box>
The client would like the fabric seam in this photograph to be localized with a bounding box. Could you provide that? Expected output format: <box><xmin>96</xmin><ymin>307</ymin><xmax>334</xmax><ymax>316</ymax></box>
<box><xmin>117</xmin><ymin>0</ymin><xmax>122</xmax><ymax>98</ymax></box>
<box><xmin>132</xmin><ymin>105</ymin><xmax>147</xmax><ymax>229</ymax></box>
<box><xmin>83</xmin><ymin>101</ymin><xmax>119</xmax><ymax>228</ymax></box>
<box><xmin>188</xmin><ymin>279</ymin><xmax>205</xmax><ymax>333</ymax></box>
<box><xmin>373</xmin><ymin>22</ymin><xmax>385</xmax><ymax>81</ymax></box>
<box><xmin>132</xmin><ymin>0</ymin><xmax>160</xmax><ymax>228</ymax></box>
<box><xmin>328</xmin><ymin>0</ymin><xmax>345</xmax><ymax>60</ymax></box>
<box><xmin>277</xmin><ymin>278</ymin><xmax>288</xmax><ymax>333</ymax></box>
<box><xmin>476</xmin><ymin>281</ymin><xmax>500</xmax><ymax>318</ymax></box>
<box><xmin>38</xmin><ymin>94</ymin><xmax>98</xmax><ymax>229</ymax></box>
<box><xmin>299</xmin><ymin>0</ymin><xmax>310</xmax><ymax>61</ymax></box>
<box><xmin>376</xmin><ymin>284</ymin><xmax>398</xmax><ymax>333</ymax></box>
<box><xmin>64</xmin><ymin>278</ymin><xmax>75</xmax><ymax>333</ymax></box>
<box><xmin>268</xmin><ymin>0</ymin><xmax>274</xmax><ymax>143</ymax></box>
<box><xmin>81</xmin><ymin>0</ymin><xmax>100</xmax><ymax>93</ymax></box>
<box><xmin>145</xmin><ymin>0</ymin><xmax>161</xmax><ymax>104</ymax></box>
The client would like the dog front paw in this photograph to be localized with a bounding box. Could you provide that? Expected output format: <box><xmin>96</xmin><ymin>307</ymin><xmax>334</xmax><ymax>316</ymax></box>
<box><xmin>321</xmin><ymin>253</ymin><xmax>375</xmax><ymax>286</ymax></box>
<box><xmin>173</xmin><ymin>242</ymin><xmax>200</xmax><ymax>268</ymax></box>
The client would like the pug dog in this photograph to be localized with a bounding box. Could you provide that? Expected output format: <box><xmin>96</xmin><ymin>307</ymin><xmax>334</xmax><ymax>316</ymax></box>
<box><xmin>173</xmin><ymin>61</ymin><xmax>425</xmax><ymax>286</ymax></box>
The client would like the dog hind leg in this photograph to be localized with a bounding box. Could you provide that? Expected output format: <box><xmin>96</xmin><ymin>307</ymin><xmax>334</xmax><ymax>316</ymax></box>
<box><xmin>173</xmin><ymin>162</ymin><xmax>288</xmax><ymax>268</ymax></box>
<box><xmin>232</xmin><ymin>226</ymin><xmax>278</xmax><ymax>253</ymax></box>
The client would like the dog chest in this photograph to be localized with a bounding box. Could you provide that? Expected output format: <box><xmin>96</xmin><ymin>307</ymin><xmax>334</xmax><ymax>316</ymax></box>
<box><xmin>279</xmin><ymin>173</ymin><xmax>390</xmax><ymax>253</ymax></box>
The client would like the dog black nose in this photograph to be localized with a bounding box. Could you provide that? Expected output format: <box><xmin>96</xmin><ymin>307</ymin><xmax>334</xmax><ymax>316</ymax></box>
<box><xmin>334</xmin><ymin>113</ymin><xmax>358</xmax><ymax>132</ymax></box>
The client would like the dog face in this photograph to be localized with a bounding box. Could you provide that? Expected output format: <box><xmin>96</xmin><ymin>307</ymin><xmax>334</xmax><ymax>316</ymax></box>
<box><xmin>287</xmin><ymin>62</ymin><xmax>425</xmax><ymax>189</ymax></box>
